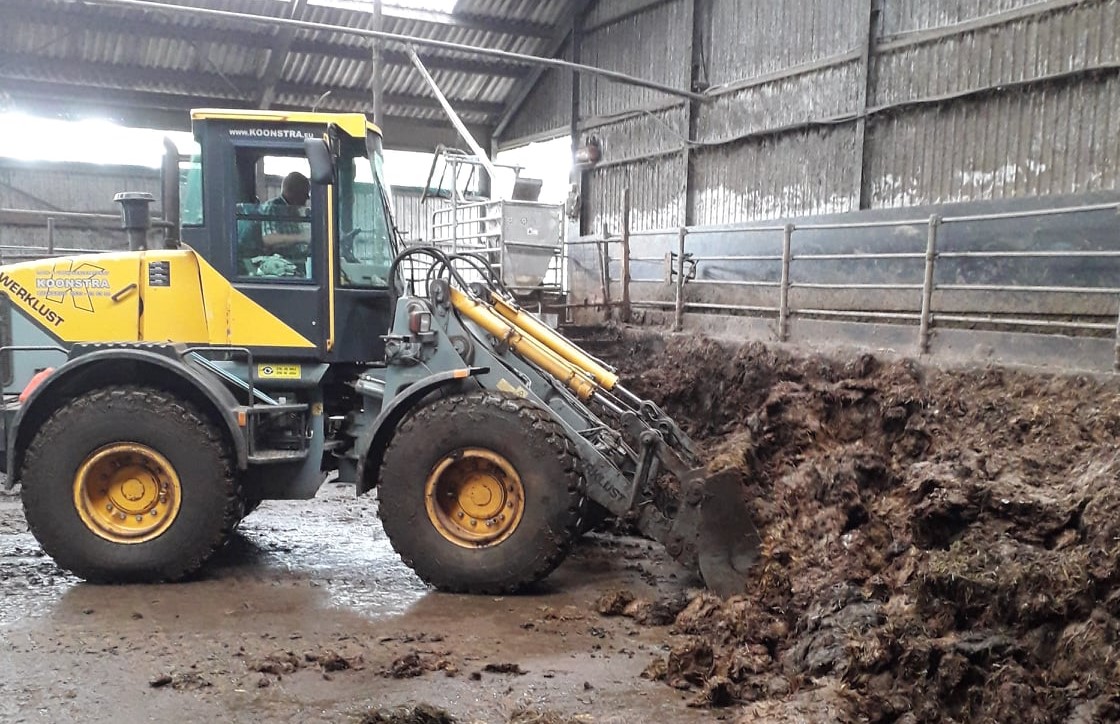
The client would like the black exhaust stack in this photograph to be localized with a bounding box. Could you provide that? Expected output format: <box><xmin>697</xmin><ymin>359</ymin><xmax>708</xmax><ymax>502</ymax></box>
<box><xmin>161</xmin><ymin>137</ymin><xmax>181</xmax><ymax>249</ymax></box>
<box><xmin>114</xmin><ymin>192</ymin><xmax>154</xmax><ymax>252</ymax></box>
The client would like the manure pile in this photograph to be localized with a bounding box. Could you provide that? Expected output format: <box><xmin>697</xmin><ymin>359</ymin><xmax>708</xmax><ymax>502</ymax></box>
<box><xmin>609</xmin><ymin>331</ymin><xmax>1120</xmax><ymax>723</ymax></box>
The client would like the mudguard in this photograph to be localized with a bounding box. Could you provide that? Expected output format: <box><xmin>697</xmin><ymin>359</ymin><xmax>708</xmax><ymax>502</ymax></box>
<box><xmin>4</xmin><ymin>346</ymin><xmax>248</xmax><ymax>486</ymax></box>
<box><xmin>353</xmin><ymin>367</ymin><xmax>487</xmax><ymax>495</ymax></box>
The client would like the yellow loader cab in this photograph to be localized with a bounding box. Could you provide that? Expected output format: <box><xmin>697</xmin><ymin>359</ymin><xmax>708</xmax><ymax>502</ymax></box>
<box><xmin>0</xmin><ymin>109</ymin><xmax>759</xmax><ymax>596</ymax></box>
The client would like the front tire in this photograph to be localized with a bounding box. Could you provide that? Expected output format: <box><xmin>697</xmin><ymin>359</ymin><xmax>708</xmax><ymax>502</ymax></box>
<box><xmin>377</xmin><ymin>391</ymin><xmax>586</xmax><ymax>593</ymax></box>
<box><xmin>20</xmin><ymin>386</ymin><xmax>240</xmax><ymax>582</ymax></box>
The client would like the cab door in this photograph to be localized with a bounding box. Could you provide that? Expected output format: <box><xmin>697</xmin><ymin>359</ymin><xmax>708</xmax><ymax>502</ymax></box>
<box><xmin>222</xmin><ymin>140</ymin><xmax>329</xmax><ymax>357</ymax></box>
<box><xmin>325</xmin><ymin>136</ymin><xmax>396</xmax><ymax>363</ymax></box>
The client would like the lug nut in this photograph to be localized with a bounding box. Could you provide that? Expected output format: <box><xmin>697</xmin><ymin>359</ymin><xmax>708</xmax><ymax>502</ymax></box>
<box><xmin>470</xmin><ymin>519</ymin><xmax>478</xmax><ymax>527</ymax></box>
<box><xmin>136</xmin><ymin>515</ymin><xmax>144</xmax><ymax>522</ymax></box>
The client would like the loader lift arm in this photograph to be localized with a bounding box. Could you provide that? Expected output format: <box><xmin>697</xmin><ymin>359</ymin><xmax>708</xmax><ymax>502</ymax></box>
<box><xmin>379</xmin><ymin>246</ymin><xmax>760</xmax><ymax>596</ymax></box>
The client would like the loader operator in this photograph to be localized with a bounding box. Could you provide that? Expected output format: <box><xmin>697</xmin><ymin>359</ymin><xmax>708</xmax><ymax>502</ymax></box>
<box><xmin>240</xmin><ymin>171</ymin><xmax>312</xmax><ymax>278</ymax></box>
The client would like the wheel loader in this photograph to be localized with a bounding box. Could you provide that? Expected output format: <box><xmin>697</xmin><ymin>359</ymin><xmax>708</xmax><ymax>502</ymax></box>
<box><xmin>0</xmin><ymin>110</ymin><xmax>758</xmax><ymax>596</ymax></box>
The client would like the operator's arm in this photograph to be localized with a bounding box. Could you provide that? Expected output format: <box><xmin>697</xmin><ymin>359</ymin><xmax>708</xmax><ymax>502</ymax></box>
<box><xmin>261</xmin><ymin>206</ymin><xmax>311</xmax><ymax>247</ymax></box>
<box><xmin>261</xmin><ymin>230</ymin><xmax>310</xmax><ymax>246</ymax></box>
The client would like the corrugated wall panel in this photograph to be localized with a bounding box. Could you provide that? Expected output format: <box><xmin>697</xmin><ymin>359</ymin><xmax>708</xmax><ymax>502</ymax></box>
<box><xmin>0</xmin><ymin>162</ymin><xmax>160</xmax><ymax>252</ymax></box>
<box><xmin>585</xmin><ymin>0</ymin><xmax>669</xmax><ymax>29</ymax></box>
<box><xmin>865</xmin><ymin>74</ymin><xmax>1120</xmax><ymax>207</ymax></box>
<box><xmin>707</xmin><ymin>0</ymin><xmax>863</xmax><ymax>85</ymax></box>
<box><xmin>391</xmin><ymin>188</ymin><xmax>430</xmax><ymax>243</ymax></box>
<box><xmin>586</xmin><ymin>105</ymin><xmax>689</xmax><ymax>160</ymax></box>
<box><xmin>500</xmin><ymin>65</ymin><xmax>573</xmax><ymax>144</ymax></box>
<box><xmin>0</xmin><ymin>162</ymin><xmax>159</xmax><ymax>214</ymax></box>
<box><xmin>880</xmin><ymin>0</ymin><xmax>1069</xmax><ymax>35</ymax></box>
<box><xmin>698</xmin><ymin>61</ymin><xmax>863</xmax><ymax>142</ymax></box>
<box><xmin>691</xmin><ymin>126</ymin><xmax>861</xmax><ymax>225</ymax></box>
<box><xmin>875</xmin><ymin>0</ymin><xmax>1120</xmax><ymax>107</ymax></box>
<box><xmin>586</xmin><ymin>155</ymin><xmax>687</xmax><ymax>233</ymax></box>
<box><xmin>581</xmin><ymin>0</ymin><xmax>691</xmax><ymax>119</ymax></box>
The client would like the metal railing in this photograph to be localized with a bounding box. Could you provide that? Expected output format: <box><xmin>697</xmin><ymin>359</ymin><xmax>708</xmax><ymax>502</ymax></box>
<box><xmin>576</xmin><ymin>197</ymin><xmax>1120</xmax><ymax>368</ymax></box>
<box><xmin>0</xmin><ymin>208</ymin><xmax>132</xmax><ymax>261</ymax></box>
<box><xmin>403</xmin><ymin>199</ymin><xmax>565</xmax><ymax>296</ymax></box>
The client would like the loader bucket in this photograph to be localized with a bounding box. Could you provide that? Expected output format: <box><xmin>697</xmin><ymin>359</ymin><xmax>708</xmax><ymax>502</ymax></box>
<box><xmin>696</xmin><ymin>470</ymin><xmax>761</xmax><ymax>597</ymax></box>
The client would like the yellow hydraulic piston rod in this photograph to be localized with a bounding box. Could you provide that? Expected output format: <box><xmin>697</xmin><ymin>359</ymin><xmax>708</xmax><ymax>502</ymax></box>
<box><xmin>450</xmin><ymin>288</ymin><xmax>599</xmax><ymax>400</ymax></box>
<box><xmin>487</xmin><ymin>294</ymin><xmax>619</xmax><ymax>391</ymax></box>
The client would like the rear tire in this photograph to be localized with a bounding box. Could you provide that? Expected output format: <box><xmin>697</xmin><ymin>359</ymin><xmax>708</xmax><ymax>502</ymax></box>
<box><xmin>377</xmin><ymin>391</ymin><xmax>585</xmax><ymax>594</ymax></box>
<box><xmin>20</xmin><ymin>386</ymin><xmax>239</xmax><ymax>583</ymax></box>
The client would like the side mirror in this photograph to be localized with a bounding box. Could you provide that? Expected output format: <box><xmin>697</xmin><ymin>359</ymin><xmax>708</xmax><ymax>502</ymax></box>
<box><xmin>304</xmin><ymin>138</ymin><xmax>334</xmax><ymax>185</ymax></box>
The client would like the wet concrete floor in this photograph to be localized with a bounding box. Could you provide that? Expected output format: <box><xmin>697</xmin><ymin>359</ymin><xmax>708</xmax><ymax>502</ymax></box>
<box><xmin>0</xmin><ymin>484</ymin><xmax>715</xmax><ymax>723</ymax></box>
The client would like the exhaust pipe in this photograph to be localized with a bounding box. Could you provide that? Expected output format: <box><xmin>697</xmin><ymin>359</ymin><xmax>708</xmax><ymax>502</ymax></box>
<box><xmin>161</xmin><ymin>137</ymin><xmax>181</xmax><ymax>249</ymax></box>
<box><xmin>114</xmin><ymin>192</ymin><xmax>154</xmax><ymax>252</ymax></box>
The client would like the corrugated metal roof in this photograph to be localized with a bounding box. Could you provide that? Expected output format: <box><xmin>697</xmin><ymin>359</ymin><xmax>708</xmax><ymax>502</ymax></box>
<box><xmin>0</xmin><ymin>0</ymin><xmax>578</xmax><ymax>148</ymax></box>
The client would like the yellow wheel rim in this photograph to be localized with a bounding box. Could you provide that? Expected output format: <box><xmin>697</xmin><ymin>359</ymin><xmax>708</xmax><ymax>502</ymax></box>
<box><xmin>424</xmin><ymin>448</ymin><xmax>525</xmax><ymax>548</ymax></box>
<box><xmin>73</xmin><ymin>443</ymin><xmax>182</xmax><ymax>544</ymax></box>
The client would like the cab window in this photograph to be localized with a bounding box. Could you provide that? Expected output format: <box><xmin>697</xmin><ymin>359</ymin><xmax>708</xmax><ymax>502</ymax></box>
<box><xmin>336</xmin><ymin>142</ymin><xmax>393</xmax><ymax>288</ymax></box>
<box><xmin>233</xmin><ymin>152</ymin><xmax>315</xmax><ymax>281</ymax></box>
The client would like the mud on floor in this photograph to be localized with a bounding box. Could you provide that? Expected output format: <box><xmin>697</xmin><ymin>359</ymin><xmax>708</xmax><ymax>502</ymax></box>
<box><xmin>585</xmin><ymin>329</ymin><xmax>1120</xmax><ymax>723</ymax></box>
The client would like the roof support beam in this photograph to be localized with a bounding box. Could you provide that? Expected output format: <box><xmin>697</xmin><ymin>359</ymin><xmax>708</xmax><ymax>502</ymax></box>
<box><xmin>76</xmin><ymin>0</ymin><xmax>705</xmax><ymax>102</ymax></box>
<box><xmin>382</xmin><ymin>7</ymin><xmax>554</xmax><ymax>39</ymax></box>
<box><xmin>258</xmin><ymin>0</ymin><xmax>310</xmax><ymax>110</ymax></box>
<box><xmin>2</xmin><ymin>81</ymin><xmax>493</xmax><ymax>154</ymax></box>
<box><xmin>5</xmin><ymin>1</ymin><xmax>527</xmax><ymax>78</ymax></box>
<box><xmin>494</xmin><ymin>0</ymin><xmax>599</xmax><ymax>141</ymax></box>
<box><xmin>0</xmin><ymin>53</ymin><xmax>504</xmax><ymax>118</ymax></box>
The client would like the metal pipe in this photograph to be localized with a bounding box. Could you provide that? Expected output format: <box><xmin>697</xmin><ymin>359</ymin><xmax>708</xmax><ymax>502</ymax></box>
<box><xmin>0</xmin><ymin>208</ymin><xmax>121</xmax><ymax>225</ymax></box>
<box><xmin>792</xmin><ymin>282</ymin><xmax>923</xmax><ymax>290</ymax></box>
<box><xmin>693</xmin><ymin>280</ymin><xmax>783</xmax><ymax>288</ymax></box>
<box><xmin>793</xmin><ymin>252</ymin><xmax>926</xmax><ymax>261</ymax></box>
<box><xmin>620</xmin><ymin>187</ymin><xmax>632</xmax><ymax>324</ymax></box>
<box><xmin>936</xmin><ymin>284</ymin><xmax>1120</xmax><ymax>294</ymax></box>
<box><xmin>87</xmin><ymin>0</ymin><xmax>706</xmax><ymax>102</ymax></box>
<box><xmin>674</xmin><ymin>227</ymin><xmax>686</xmax><ymax>332</ymax></box>
<box><xmin>627</xmin><ymin>223</ymin><xmax>787</xmax><ymax>236</ymax></box>
<box><xmin>941</xmin><ymin>201</ymin><xmax>1120</xmax><ymax>224</ymax></box>
<box><xmin>406</xmin><ymin>47</ymin><xmax>498</xmax><ymax>182</ymax></box>
<box><xmin>46</xmin><ymin>217</ymin><xmax>55</xmax><ymax>254</ymax></box>
<box><xmin>938</xmin><ymin>250</ymin><xmax>1120</xmax><ymax>259</ymax></box>
<box><xmin>633</xmin><ymin>300</ymin><xmax>779</xmax><ymax>314</ymax></box>
<box><xmin>791</xmin><ymin>218</ymin><xmax>930</xmax><ymax>231</ymax></box>
<box><xmin>795</xmin><ymin>309</ymin><xmax>924</xmax><ymax>321</ymax></box>
<box><xmin>693</xmin><ymin>254</ymin><xmax>785</xmax><ymax>262</ymax></box>
<box><xmin>778</xmin><ymin>223</ymin><xmax>793</xmax><ymax>343</ymax></box>
<box><xmin>565</xmin><ymin>238</ymin><xmax>613</xmax><ymax>246</ymax></box>
<box><xmin>918</xmin><ymin>214</ymin><xmax>940</xmax><ymax>354</ymax></box>
<box><xmin>160</xmin><ymin>136</ymin><xmax>181</xmax><ymax>248</ymax></box>
<box><xmin>1115</xmin><ymin>296</ymin><xmax>1120</xmax><ymax>372</ymax></box>
<box><xmin>370</xmin><ymin>0</ymin><xmax>384</xmax><ymax>121</ymax></box>
<box><xmin>599</xmin><ymin>237</ymin><xmax>612</xmax><ymax>318</ymax></box>
<box><xmin>935</xmin><ymin>315</ymin><xmax>1117</xmax><ymax>331</ymax></box>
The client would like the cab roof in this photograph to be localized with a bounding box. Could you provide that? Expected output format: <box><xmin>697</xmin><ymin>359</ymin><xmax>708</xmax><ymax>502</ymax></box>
<box><xmin>190</xmin><ymin>109</ymin><xmax>382</xmax><ymax>139</ymax></box>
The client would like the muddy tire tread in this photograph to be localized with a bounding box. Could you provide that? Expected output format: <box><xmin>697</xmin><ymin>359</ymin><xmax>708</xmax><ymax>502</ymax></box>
<box><xmin>20</xmin><ymin>386</ymin><xmax>240</xmax><ymax>583</ymax></box>
<box><xmin>377</xmin><ymin>390</ymin><xmax>586</xmax><ymax>594</ymax></box>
